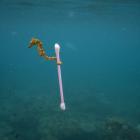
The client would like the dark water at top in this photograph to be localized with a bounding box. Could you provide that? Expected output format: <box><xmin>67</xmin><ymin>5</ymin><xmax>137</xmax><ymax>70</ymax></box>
<box><xmin>0</xmin><ymin>0</ymin><xmax>140</xmax><ymax>140</ymax></box>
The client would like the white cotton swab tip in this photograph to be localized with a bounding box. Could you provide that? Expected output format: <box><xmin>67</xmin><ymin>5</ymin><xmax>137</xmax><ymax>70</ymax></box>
<box><xmin>55</xmin><ymin>43</ymin><xmax>61</xmax><ymax>65</ymax></box>
<box><xmin>55</xmin><ymin>43</ymin><xmax>60</xmax><ymax>52</ymax></box>
<box><xmin>60</xmin><ymin>102</ymin><xmax>66</xmax><ymax>110</ymax></box>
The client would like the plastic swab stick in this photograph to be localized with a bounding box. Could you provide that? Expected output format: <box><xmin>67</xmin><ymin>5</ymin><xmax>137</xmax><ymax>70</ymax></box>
<box><xmin>55</xmin><ymin>43</ymin><xmax>66</xmax><ymax>111</ymax></box>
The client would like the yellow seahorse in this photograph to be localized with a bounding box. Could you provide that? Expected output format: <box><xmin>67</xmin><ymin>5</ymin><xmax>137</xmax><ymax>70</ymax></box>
<box><xmin>29</xmin><ymin>38</ymin><xmax>62</xmax><ymax>65</ymax></box>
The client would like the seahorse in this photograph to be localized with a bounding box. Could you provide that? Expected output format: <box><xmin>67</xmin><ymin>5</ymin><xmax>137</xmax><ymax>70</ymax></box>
<box><xmin>28</xmin><ymin>38</ymin><xmax>57</xmax><ymax>61</ymax></box>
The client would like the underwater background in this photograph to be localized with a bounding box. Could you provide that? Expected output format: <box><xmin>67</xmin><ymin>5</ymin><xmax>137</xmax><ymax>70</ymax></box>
<box><xmin>0</xmin><ymin>0</ymin><xmax>140</xmax><ymax>140</ymax></box>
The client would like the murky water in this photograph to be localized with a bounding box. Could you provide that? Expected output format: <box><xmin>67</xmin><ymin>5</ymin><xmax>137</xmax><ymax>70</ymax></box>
<box><xmin>0</xmin><ymin>0</ymin><xmax>140</xmax><ymax>140</ymax></box>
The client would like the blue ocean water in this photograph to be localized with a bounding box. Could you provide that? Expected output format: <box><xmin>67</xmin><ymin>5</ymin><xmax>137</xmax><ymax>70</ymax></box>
<box><xmin>0</xmin><ymin>0</ymin><xmax>140</xmax><ymax>140</ymax></box>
